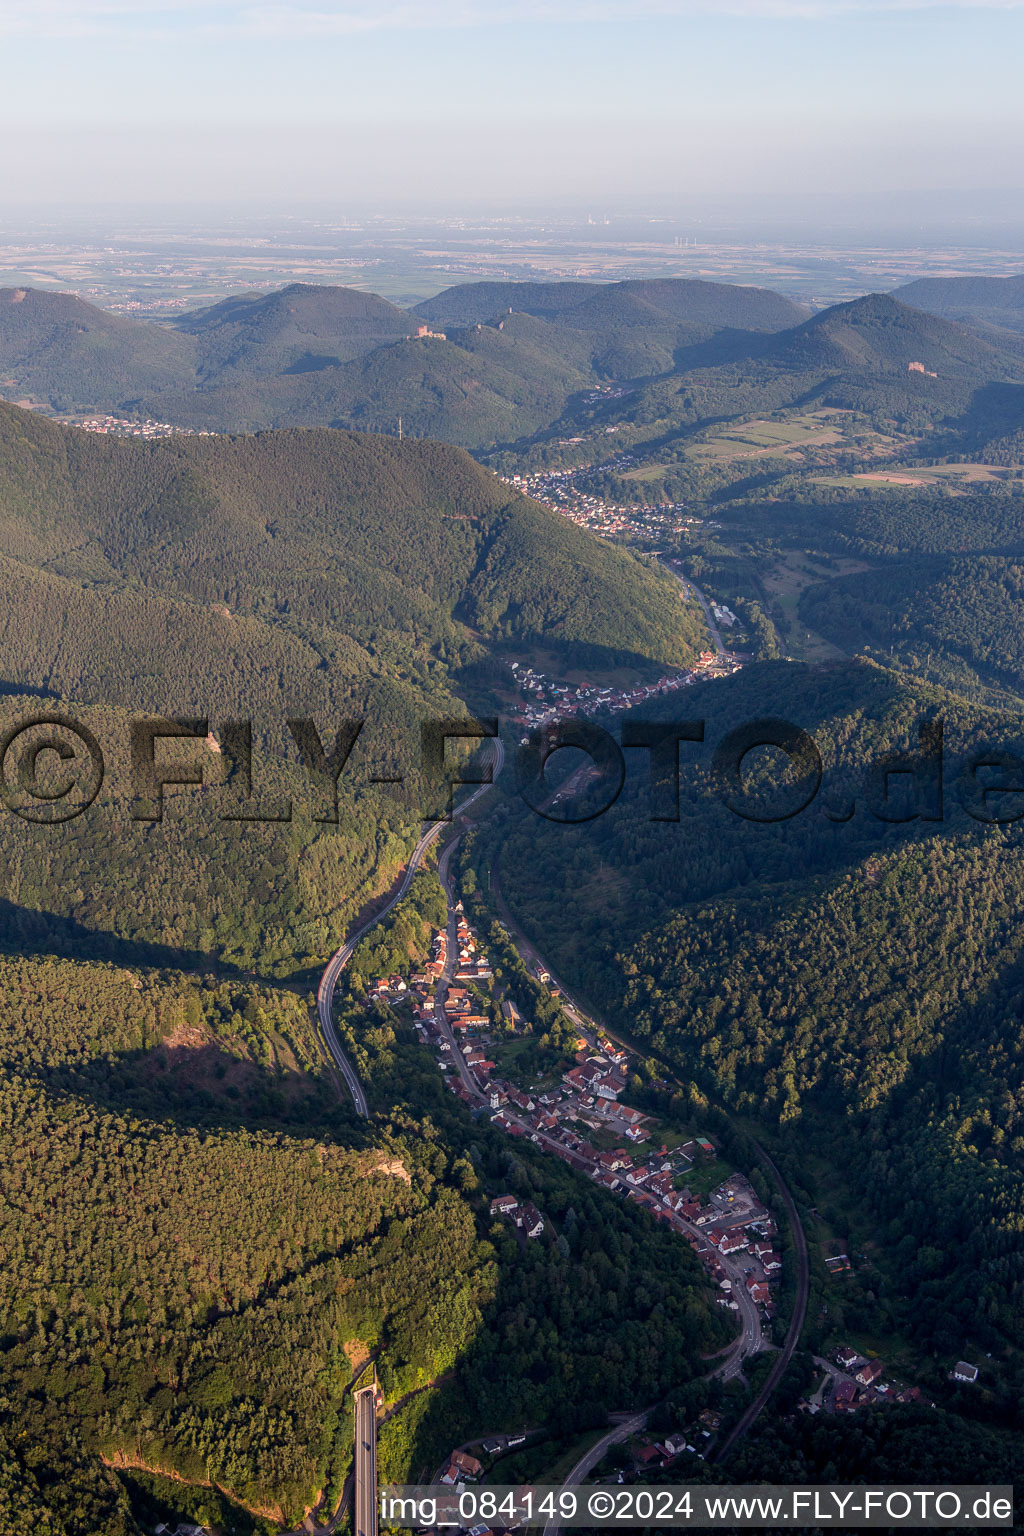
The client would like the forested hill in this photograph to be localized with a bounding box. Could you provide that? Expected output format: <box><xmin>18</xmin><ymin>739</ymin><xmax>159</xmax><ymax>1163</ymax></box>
<box><xmin>173</xmin><ymin>281</ymin><xmax>419</xmax><ymax>379</ymax></box>
<box><xmin>0</xmin><ymin>286</ymin><xmax>194</xmax><ymax>408</ymax></box>
<box><xmin>8</xmin><ymin>279</ymin><xmax>1024</xmax><ymax>453</ymax></box>
<box><xmin>517</xmin><ymin>291</ymin><xmax>1024</xmax><ymax>471</ymax></box>
<box><xmin>137</xmin><ymin>276</ymin><xmax>808</xmax><ymax>442</ymax></box>
<box><xmin>13</xmin><ymin>278</ymin><xmax>1024</xmax><ymax>464</ymax></box>
<box><xmin>0</xmin><ymin>937</ymin><xmax>727</xmax><ymax>1533</ymax></box>
<box><xmin>413</xmin><ymin>277</ymin><xmax>809</xmax><ymax>382</ymax></box>
<box><xmin>0</xmin><ymin>400</ymin><xmax>703</xmax><ymax>979</ymax></box>
<box><xmin>895</xmin><ymin>273</ymin><xmax>1024</xmax><ymax>336</ymax></box>
<box><xmin>141</xmin><ymin>312</ymin><xmax>595</xmax><ymax>443</ymax></box>
<box><xmin>0</xmin><ymin>398</ymin><xmax>722</xmax><ymax>1532</ymax></box>
<box><xmin>413</xmin><ymin>275</ymin><xmax>808</xmax><ymax>333</ymax></box>
<box><xmin>0</xmin><ymin>401</ymin><xmax>700</xmax><ymax>672</ymax></box>
<box><xmin>488</xmin><ymin>653</ymin><xmax>1024</xmax><ymax>1452</ymax></box>
<box><xmin>1</xmin><ymin>277</ymin><xmax>808</xmax><ymax>445</ymax></box>
<box><xmin>713</xmin><ymin>293</ymin><xmax>1024</xmax><ymax>381</ymax></box>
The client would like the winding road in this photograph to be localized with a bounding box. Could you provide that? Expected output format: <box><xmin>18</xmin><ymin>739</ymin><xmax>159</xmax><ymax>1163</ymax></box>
<box><xmin>313</xmin><ymin>704</ymin><xmax>808</xmax><ymax>1514</ymax></box>
<box><xmin>315</xmin><ymin>736</ymin><xmax>505</xmax><ymax>1117</ymax></box>
<box><xmin>549</xmin><ymin>1411</ymin><xmax>649</xmax><ymax>1511</ymax></box>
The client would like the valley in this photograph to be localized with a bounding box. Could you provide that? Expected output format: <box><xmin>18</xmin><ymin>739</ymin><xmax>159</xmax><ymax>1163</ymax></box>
<box><xmin>9</xmin><ymin>0</ymin><xmax>1024</xmax><ymax>1525</ymax></box>
<box><xmin>5</xmin><ymin>265</ymin><xmax>1024</xmax><ymax>1530</ymax></box>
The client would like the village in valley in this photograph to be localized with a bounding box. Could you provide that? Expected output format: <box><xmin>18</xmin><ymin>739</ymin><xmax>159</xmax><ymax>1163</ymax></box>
<box><xmin>369</xmin><ymin>896</ymin><xmax>792</xmax><ymax>1470</ymax></box>
<box><xmin>362</xmin><ymin>882</ymin><xmax>957</xmax><ymax>1487</ymax></box>
<box><xmin>500</xmin><ymin>462</ymin><xmax>695</xmax><ymax>547</ymax></box>
<box><xmin>502</xmin><ymin>657</ymin><xmax>726</xmax><ymax>737</ymax></box>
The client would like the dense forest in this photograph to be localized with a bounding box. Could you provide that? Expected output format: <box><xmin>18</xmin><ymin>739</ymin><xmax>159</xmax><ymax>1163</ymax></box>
<box><xmin>0</xmin><ymin>402</ymin><xmax>699</xmax><ymax>674</ymax></box>
<box><xmin>9</xmin><ymin>281</ymin><xmax>1024</xmax><ymax>462</ymax></box>
<box><xmin>7</xmin><ymin>261</ymin><xmax>1024</xmax><ymax>1520</ymax></box>
<box><xmin>0</xmin><ymin>397</ymin><xmax>724</xmax><ymax>1530</ymax></box>
<box><xmin>0</xmin><ymin>402</ymin><xmax>702</xmax><ymax>977</ymax></box>
<box><xmin>487</xmin><ymin>656</ymin><xmax>1024</xmax><ymax>1471</ymax></box>
<box><xmin>0</xmin><ymin>932</ymin><xmax>729</xmax><ymax>1532</ymax></box>
<box><xmin>896</xmin><ymin>273</ymin><xmax>1024</xmax><ymax>336</ymax></box>
<box><xmin>0</xmin><ymin>277</ymin><xmax>804</xmax><ymax>446</ymax></box>
<box><xmin>800</xmin><ymin>553</ymin><xmax>1024</xmax><ymax>701</ymax></box>
<box><xmin>0</xmin><ymin>947</ymin><xmax>485</xmax><ymax>1531</ymax></box>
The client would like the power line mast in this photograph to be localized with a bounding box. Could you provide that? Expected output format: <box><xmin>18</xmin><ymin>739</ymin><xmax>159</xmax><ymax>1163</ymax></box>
<box><xmin>398</xmin><ymin>415</ymin><xmax>403</xmax><ymax>441</ymax></box>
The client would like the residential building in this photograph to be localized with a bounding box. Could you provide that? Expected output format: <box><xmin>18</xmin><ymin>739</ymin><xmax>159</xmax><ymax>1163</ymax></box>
<box><xmin>518</xmin><ymin>1202</ymin><xmax>545</xmax><ymax>1239</ymax></box>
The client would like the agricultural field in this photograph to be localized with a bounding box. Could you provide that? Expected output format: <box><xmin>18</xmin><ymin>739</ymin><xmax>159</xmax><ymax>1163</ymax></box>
<box><xmin>688</xmin><ymin>412</ymin><xmax>847</xmax><ymax>461</ymax></box>
<box><xmin>815</xmin><ymin>461</ymin><xmax>1024</xmax><ymax>491</ymax></box>
<box><xmin>683</xmin><ymin>409</ymin><xmax>913</xmax><ymax>466</ymax></box>
<box><xmin>616</xmin><ymin>412</ymin><xmax>920</xmax><ymax>502</ymax></box>
<box><xmin>757</xmin><ymin>550</ymin><xmax>869</xmax><ymax>662</ymax></box>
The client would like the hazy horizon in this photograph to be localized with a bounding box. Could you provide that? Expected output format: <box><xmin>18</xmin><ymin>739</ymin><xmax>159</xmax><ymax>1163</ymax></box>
<box><xmin>3</xmin><ymin>1</ymin><xmax>1024</xmax><ymax>217</ymax></box>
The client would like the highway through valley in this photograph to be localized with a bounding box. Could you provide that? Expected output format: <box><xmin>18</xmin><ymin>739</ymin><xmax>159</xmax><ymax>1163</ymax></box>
<box><xmin>314</xmin><ymin>711</ymin><xmax>807</xmax><ymax>1520</ymax></box>
<box><xmin>353</xmin><ymin>1387</ymin><xmax>379</xmax><ymax>1536</ymax></box>
<box><xmin>315</xmin><ymin>736</ymin><xmax>505</xmax><ymax>1117</ymax></box>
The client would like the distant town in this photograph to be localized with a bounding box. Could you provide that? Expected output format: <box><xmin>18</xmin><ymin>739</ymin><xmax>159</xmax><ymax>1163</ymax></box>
<box><xmin>501</xmin><ymin>463</ymin><xmax>697</xmax><ymax>546</ymax></box>
<box><xmin>67</xmin><ymin>414</ymin><xmax>213</xmax><ymax>439</ymax></box>
<box><xmin>503</xmin><ymin>656</ymin><xmax>734</xmax><ymax>736</ymax></box>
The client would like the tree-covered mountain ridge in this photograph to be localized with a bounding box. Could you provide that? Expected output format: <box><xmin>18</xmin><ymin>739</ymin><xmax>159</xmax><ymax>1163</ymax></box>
<box><xmin>6</xmin><ymin>279</ymin><xmax>1024</xmax><ymax>454</ymax></box>
<box><xmin>0</xmin><ymin>399</ymin><xmax>704</xmax><ymax>979</ymax></box>
<box><xmin>895</xmin><ymin>272</ymin><xmax>1024</xmax><ymax>336</ymax></box>
<box><xmin>0</xmin><ymin>394</ymin><xmax>726</xmax><ymax>1531</ymax></box>
<box><xmin>0</xmin><ymin>276</ymin><xmax>817</xmax><ymax>445</ymax></box>
<box><xmin>0</xmin><ymin>399</ymin><xmax>701</xmax><ymax>671</ymax></box>
<box><xmin>488</xmin><ymin>653</ymin><xmax>1024</xmax><ymax>1451</ymax></box>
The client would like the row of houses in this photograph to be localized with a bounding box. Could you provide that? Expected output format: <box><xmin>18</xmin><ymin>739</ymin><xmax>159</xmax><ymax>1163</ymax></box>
<box><xmin>380</xmin><ymin>908</ymin><xmax>766</xmax><ymax>1316</ymax></box>
<box><xmin>424</xmin><ymin>926</ymin><xmax>447</xmax><ymax>980</ymax></box>
<box><xmin>384</xmin><ymin>913</ymin><xmax>789</xmax><ymax>1385</ymax></box>
<box><xmin>508</xmin><ymin>665</ymin><xmax>701</xmax><ymax>733</ymax></box>
<box><xmin>678</xmin><ymin>1201</ymin><xmax>780</xmax><ymax>1315</ymax></box>
<box><xmin>831</xmin><ymin>1374</ymin><xmax>927</xmax><ymax>1413</ymax></box>
<box><xmin>405</xmin><ymin>934</ymin><xmax>779</xmax><ymax>1333</ymax></box>
<box><xmin>454</xmin><ymin>907</ymin><xmax>493</xmax><ymax>983</ymax></box>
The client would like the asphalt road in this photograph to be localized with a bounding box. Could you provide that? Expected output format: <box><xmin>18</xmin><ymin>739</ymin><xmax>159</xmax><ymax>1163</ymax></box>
<box><xmin>315</xmin><ymin>737</ymin><xmax>504</xmax><ymax>1116</ymax></box>
<box><xmin>712</xmin><ymin>1138</ymin><xmax>810</xmax><ymax>1462</ymax></box>
<box><xmin>492</xmin><ymin>869</ymin><xmax>809</xmax><ymax>1462</ymax></box>
<box><xmin>434</xmin><ymin>836</ymin><xmax>482</xmax><ymax>1095</ymax></box>
<box><xmin>660</xmin><ymin>561</ymin><xmax>728</xmax><ymax>658</ymax></box>
<box><xmin>542</xmin><ymin>1413</ymin><xmax>648</xmax><ymax>1536</ymax></box>
<box><xmin>353</xmin><ymin>1387</ymin><xmax>378</xmax><ymax>1536</ymax></box>
<box><xmin>705</xmin><ymin>1243</ymin><xmax>764</xmax><ymax>1382</ymax></box>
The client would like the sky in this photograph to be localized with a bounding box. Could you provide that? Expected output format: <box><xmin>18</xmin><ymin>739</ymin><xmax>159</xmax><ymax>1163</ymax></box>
<box><xmin>2</xmin><ymin>0</ymin><xmax>1024</xmax><ymax>210</ymax></box>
